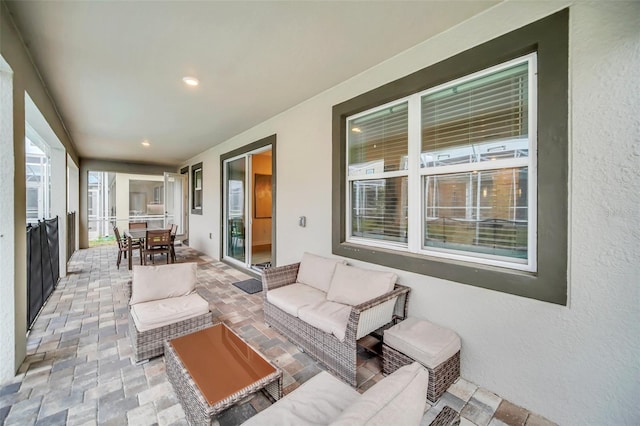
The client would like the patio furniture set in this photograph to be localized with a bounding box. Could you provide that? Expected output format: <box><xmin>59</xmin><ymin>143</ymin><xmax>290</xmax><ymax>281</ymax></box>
<box><xmin>114</xmin><ymin>223</ymin><xmax>179</xmax><ymax>270</ymax></box>
<box><xmin>126</xmin><ymin>253</ymin><xmax>461</xmax><ymax>425</ymax></box>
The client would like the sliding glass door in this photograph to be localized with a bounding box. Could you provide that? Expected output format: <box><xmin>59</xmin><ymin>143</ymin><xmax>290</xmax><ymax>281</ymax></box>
<box><xmin>225</xmin><ymin>157</ymin><xmax>247</xmax><ymax>263</ymax></box>
<box><xmin>223</xmin><ymin>144</ymin><xmax>273</xmax><ymax>271</ymax></box>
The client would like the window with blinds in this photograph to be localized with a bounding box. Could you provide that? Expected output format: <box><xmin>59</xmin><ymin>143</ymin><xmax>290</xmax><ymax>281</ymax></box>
<box><xmin>421</xmin><ymin>58</ymin><xmax>533</xmax><ymax>265</ymax></box>
<box><xmin>347</xmin><ymin>101</ymin><xmax>409</xmax><ymax>245</ymax></box>
<box><xmin>346</xmin><ymin>54</ymin><xmax>536</xmax><ymax>271</ymax></box>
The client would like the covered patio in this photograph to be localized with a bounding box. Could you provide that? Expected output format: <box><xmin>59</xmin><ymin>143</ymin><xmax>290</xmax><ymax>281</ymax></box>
<box><xmin>0</xmin><ymin>245</ymin><xmax>545</xmax><ymax>425</ymax></box>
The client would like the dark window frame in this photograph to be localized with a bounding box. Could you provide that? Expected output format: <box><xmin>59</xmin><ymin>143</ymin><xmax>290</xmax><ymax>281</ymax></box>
<box><xmin>332</xmin><ymin>10</ymin><xmax>568</xmax><ymax>305</ymax></box>
<box><xmin>220</xmin><ymin>134</ymin><xmax>277</xmax><ymax>273</ymax></box>
<box><xmin>191</xmin><ymin>162</ymin><xmax>203</xmax><ymax>215</ymax></box>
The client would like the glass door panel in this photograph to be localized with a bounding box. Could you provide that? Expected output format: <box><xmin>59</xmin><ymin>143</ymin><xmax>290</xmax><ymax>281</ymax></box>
<box><xmin>226</xmin><ymin>157</ymin><xmax>246</xmax><ymax>263</ymax></box>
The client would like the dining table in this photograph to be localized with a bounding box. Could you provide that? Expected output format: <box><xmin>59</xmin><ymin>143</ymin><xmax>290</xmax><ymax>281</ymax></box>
<box><xmin>124</xmin><ymin>227</ymin><xmax>168</xmax><ymax>270</ymax></box>
<box><xmin>123</xmin><ymin>228</ymin><xmax>145</xmax><ymax>270</ymax></box>
<box><xmin>124</xmin><ymin>226</ymin><xmax>175</xmax><ymax>270</ymax></box>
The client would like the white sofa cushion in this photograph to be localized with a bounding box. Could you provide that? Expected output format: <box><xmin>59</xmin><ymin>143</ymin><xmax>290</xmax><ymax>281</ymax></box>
<box><xmin>297</xmin><ymin>252</ymin><xmax>347</xmax><ymax>293</ymax></box>
<box><xmin>384</xmin><ymin>317</ymin><xmax>461</xmax><ymax>368</ymax></box>
<box><xmin>330</xmin><ymin>362</ymin><xmax>428</xmax><ymax>426</ymax></box>
<box><xmin>130</xmin><ymin>262</ymin><xmax>197</xmax><ymax>305</ymax></box>
<box><xmin>243</xmin><ymin>371</ymin><xmax>360</xmax><ymax>426</ymax></box>
<box><xmin>266</xmin><ymin>283</ymin><xmax>327</xmax><ymax>317</ymax></box>
<box><xmin>130</xmin><ymin>293</ymin><xmax>209</xmax><ymax>332</ymax></box>
<box><xmin>326</xmin><ymin>264</ymin><xmax>397</xmax><ymax>307</ymax></box>
<box><xmin>298</xmin><ymin>301</ymin><xmax>351</xmax><ymax>342</ymax></box>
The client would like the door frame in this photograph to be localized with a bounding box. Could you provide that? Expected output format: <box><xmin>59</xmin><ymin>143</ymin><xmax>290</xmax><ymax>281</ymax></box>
<box><xmin>179</xmin><ymin>166</ymin><xmax>189</xmax><ymax>240</ymax></box>
<box><xmin>220</xmin><ymin>134</ymin><xmax>276</xmax><ymax>274</ymax></box>
<box><xmin>163</xmin><ymin>172</ymin><xmax>188</xmax><ymax>241</ymax></box>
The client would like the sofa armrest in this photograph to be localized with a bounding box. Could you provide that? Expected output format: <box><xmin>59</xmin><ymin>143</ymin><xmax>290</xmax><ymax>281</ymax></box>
<box><xmin>346</xmin><ymin>284</ymin><xmax>411</xmax><ymax>341</ymax></box>
<box><xmin>353</xmin><ymin>284</ymin><xmax>410</xmax><ymax>316</ymax></box>
<box><xmin>262</xmin><ymin>262</ymin><xmax>300</xmax><ymax>293</ymax></box>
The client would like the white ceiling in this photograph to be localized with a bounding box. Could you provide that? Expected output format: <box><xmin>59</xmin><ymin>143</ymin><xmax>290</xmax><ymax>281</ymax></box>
<box><xmin>6</xmin><ymin>1</ymin><xmax>498</xmax><ymax>166</ymax></box>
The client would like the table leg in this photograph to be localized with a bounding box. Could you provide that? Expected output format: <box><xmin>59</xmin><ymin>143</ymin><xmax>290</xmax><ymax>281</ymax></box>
<box><xmin>128</xmin><ymin>235</ymin><xmax>133</xmax><ymax>270</ymax></box>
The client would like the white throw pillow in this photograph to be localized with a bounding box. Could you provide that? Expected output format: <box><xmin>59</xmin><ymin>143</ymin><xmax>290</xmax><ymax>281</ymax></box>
<box><xmin>130</xmin><ymin>262</ymin><xmax>197</xmax><ymax>305</ymax></box>
<box><xmin>296</xmin><ymin>252</ymin><xmax>347</xmax><ymax>293</ymax></box>
<box><xmin>326</xmin><ymin>263</ymin><xmax>397</xmax><ymax>306</ymax></box>
<box><xmin>330</xmin><ymin>362</ymin><xmax>428</xmax><ymax>426</ymax></box>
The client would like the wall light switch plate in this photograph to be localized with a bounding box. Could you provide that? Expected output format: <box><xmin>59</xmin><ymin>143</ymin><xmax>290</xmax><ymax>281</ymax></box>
<box><xmin>298</xmin><ymin>216</ymin><xmax>306</xmax><ymax>227</ymax></box>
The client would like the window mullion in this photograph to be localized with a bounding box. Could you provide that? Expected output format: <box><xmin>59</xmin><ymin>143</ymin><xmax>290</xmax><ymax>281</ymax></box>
<box><xmin>407</xmin><ymin>94</ymin><xmax>421</xmax><ymax>253</ymax></box>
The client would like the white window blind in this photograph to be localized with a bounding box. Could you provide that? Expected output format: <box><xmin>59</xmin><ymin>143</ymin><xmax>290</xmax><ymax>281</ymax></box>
<box><xmin>347</xmin><ymin>102</ymin><xmax>409</xmax><ymax>244</ymax></box>
<box><xmin>345</xmin><ymin>54</ymin><xmax>536</xmax><ymax>271</ymax></box>
<box><xmin>421</xmin><ymin>62</ymin><xmax>529</xmax><ymax>168</ymax></box>
<box><xmin>348</xmin><ymin>102</ymin><xmax>408</xmax><ymax>175</ymax></box>
<box><xmin>421</xmin><ymin>59</ymin><xmax>533</xmax><ymax>266</ymax></box>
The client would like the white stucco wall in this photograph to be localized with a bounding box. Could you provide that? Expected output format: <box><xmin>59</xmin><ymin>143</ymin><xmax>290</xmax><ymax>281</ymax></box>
<box><xmin>184</xmin><ymin>2</ymin><xmax>640</xmax><ymax>424</ymax></box>
<box><xmin>67</xmin><ymin>155</ymin><xmax>80</xmax><ymax>253</ymax></box>
<box><xmin>1</xmin><ymin>1</ymin><xmax>81</xmax><ymax>380</ymax></box>
<box><xmin>0</xmin><ymin>58</ymin><xmax>16</xmax><ymax>384</ymax></box>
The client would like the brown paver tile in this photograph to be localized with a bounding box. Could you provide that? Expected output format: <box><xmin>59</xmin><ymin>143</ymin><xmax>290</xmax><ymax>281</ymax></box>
<box><xmin>525</xmin><ymin>413</ymin><xmax>558</xmax><ymax>426</ymax></box>
<box><xmin>494</xmin><ymin>400</ymin><xmax>530</xmax><ymax>426</ymax></box>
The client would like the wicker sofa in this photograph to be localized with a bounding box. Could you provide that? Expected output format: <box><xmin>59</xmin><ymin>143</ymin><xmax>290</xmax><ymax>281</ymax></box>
<box><xmin>263</xmin><ymin>253</ymin><xmax>410</xmax><ymax>386</ymax></box>
<box><xmin>243</xmin><ymin>362</ymin><xmax>460</xmax><ymax>426</ymax></box>
<box><xmin>127</xmin><ymin>262</ymin><xmax>214</xmax><ymax>362</ymax></box>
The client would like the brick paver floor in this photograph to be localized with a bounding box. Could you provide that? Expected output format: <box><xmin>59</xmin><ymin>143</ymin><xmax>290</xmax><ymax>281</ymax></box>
<box><xmin>0</xmin><ymin>245</ymin><xmax>555</xmax><ymax>426</ymax></box>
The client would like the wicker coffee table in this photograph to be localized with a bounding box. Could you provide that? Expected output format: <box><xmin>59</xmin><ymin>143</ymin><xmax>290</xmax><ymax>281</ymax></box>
<box><xmin>165</xmin><ymin>323</ymin><xmax>282</xmax><ymax>425</ymax></box>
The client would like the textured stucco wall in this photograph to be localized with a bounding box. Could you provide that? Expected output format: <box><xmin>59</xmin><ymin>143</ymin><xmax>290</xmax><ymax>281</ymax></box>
<box><xmin>1</xmin><ymin>0</ymin><xmax>82</xmax><ymax>380</ymax></box>
<box><xmin>0</xmin><ymin>59</ymin><xmax>16</xmax><ymax>384</ymax></box>
<box><xmin>184</xmin><ymin>2</ymin><xmax>639</xmax><ymax>424</ymax></box>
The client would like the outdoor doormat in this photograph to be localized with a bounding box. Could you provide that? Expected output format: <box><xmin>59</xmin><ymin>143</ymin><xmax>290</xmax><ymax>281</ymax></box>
<box><xmin>232</xmin><ymin>278</ymin><xmax>263</xmax><ymax>294</ymax></box>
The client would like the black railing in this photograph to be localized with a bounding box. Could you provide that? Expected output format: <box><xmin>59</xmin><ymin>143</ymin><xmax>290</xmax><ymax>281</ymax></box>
<box><xmin>67</xmin><ymin>211</ymin><xmax>76</xmax><ymax>262</ymax></box>
<box><xmin>27</xmin><ymin>216</ymin><xmax>60</xmax><ymax>329</ymax></box>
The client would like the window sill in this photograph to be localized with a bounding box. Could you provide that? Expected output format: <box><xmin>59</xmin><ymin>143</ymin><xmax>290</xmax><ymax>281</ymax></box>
<box><xmin>332</xmin><ymin>241</ymin><xmax>563</xmax><ymax>304</ymax></box>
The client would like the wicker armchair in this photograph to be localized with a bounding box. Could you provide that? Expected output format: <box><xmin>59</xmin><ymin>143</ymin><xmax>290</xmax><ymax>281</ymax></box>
<box><xmin>127</xmin><ymin>263</ymin><xmax>214</xmax><ymax>362</ymax></box>
<box><xmin>263</xmin><ymin>262</ymin><xmax>410</xmax><ymax>386</ymax></box>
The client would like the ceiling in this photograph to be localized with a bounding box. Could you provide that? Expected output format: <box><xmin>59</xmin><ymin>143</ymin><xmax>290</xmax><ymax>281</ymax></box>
<box><xmin>6</xmin><ymin>1</ymin><xmax>498</xmax><ymax>166</ymax></box>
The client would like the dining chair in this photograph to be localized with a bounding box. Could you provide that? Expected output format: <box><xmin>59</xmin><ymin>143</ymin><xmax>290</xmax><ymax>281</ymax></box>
<box><xmin>144</xmin><ymin>229</ymin><xmax>172</xmax><ymax>265</ymax></box>
<box><xmin>230</xmin><ymin>218</ymin><xmax>245</xmax><ymax>256</ymax></box>
<box><xmin>113</xmin><ymin>226</ymin><xmax>142</xmax><ymax>269</ymax></box>
<box><xmin>129</xmin><ymin>221</ymin><xmax>147</xmax><ymax>230</ymax></box>
<box><xmin>169</xmin><ymin>224</ymin><xmax>178</xmax><ymax>262</ymax></box>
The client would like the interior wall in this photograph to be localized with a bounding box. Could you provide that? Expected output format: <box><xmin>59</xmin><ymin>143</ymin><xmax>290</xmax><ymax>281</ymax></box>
<box><xmin>182</xmin><ymin>2</ymin><xmax>640</xmax><ymax>424</ymax></box>
<box><xmin>251</xmin><ymin>152</ymin><xmax>272</xmax><ymax>247</ymax></box>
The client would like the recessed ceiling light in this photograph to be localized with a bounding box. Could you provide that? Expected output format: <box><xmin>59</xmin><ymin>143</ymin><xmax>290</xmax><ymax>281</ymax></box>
<box><xmin>182</xmin><ymin>76</ymin><xmax>199</xmax><ymax>86</ymax></box>
<box><xmin>141</xmin><ymin>140</ymin><xmax>150</xmax><ymax>147</ymax></box>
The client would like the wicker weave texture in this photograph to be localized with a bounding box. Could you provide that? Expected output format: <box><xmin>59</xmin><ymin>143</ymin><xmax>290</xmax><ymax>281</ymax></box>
<box><xmin>383</xmin><ymin>344</ymin><xmax>460</xmax><ymax>402</ymax></box>
<box><xmin>429</xmin><ymin>406</ymin><xmax>461</xmax><ymax>426</ymax></box>
<box><xmin>262</xmin><ymin>262</ymin><xmax>410</xmax><ymax>387</ymax></box>
<box><xmin>128</xmin><ymin>309</ymin><xmax>214</xmax><ymax>363</ymax></box>
<box><xmin>164</xmin><ymin>336</ymin><xmax>282</xmax><ymax>425</ymax></box>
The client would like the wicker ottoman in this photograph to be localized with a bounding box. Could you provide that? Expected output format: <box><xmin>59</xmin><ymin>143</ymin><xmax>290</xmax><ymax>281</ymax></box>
<box><xmin>383</xmin><ymin>317</ymin><xmax>460</xmax><ymax>402</ymax></box>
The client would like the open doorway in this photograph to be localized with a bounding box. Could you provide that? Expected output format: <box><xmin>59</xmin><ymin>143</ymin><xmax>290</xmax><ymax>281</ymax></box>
<box><xmin>222</xmin><ymin>135</ymin><xmax>275</xmax><ymax>273</ymax></box>
<box><xmin>86</xmin><ymin>171</ymin><xmax>187</xmax><ymax>245</ymax></box>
